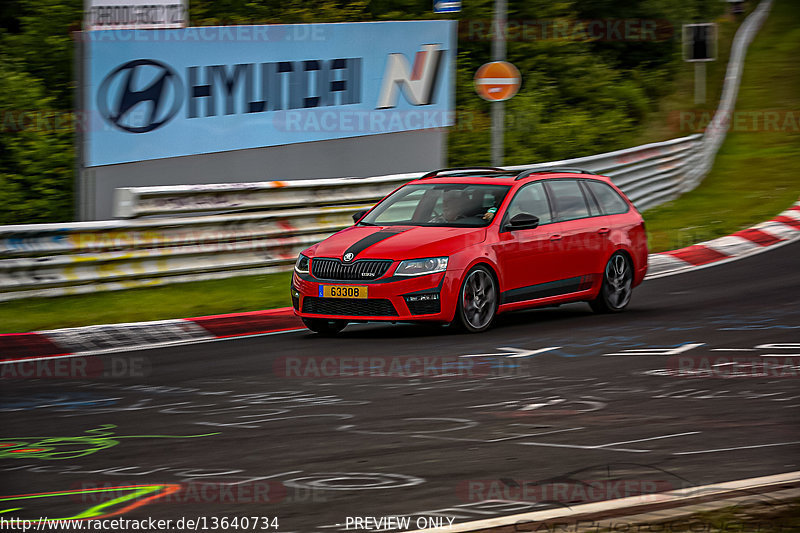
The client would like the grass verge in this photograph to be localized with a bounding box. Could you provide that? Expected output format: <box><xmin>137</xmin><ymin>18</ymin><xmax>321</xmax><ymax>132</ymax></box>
<box><xmin>627</xmin><ymin>498</ymin><xmax>800</xmax><ymax>533</ymax></box>
<box><xmin>0</xmin><ymin>272</ymin><xmax>293</xmax><ymax>333</ymax></box>
<box><xmin>636</xmin><ymin>8</ymin><xmax>746</xmax><ymax>145</ymax></box>
<box><xmin>643</xmin><ymin>0</ymin><xmax>800</xmax><ymax>252</ymax></box>
<box><xmin>3</xmin><ymin>1</ymin><xmax>797</xmax><ymax>333</ymax></box>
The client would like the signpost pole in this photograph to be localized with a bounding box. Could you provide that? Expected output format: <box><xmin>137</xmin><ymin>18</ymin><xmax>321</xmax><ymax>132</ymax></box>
<box><xmin>683</xmin><ymin>23</ymin><xmax>715</xmax><ymax>105</ymax></box>
<box><xmin>75</xmin><ymin>27</ymin><xmax>84</xmax><ymax>220</ymax></box>
<box><xmin>694</xmin><ymin>62</ymin><xmax>706</xmax><ymax>104</ymax></box>
<box><xmin>491</xmin><ymin>0</ymin><xmax>507</xmax><ymax>166</ymax></box>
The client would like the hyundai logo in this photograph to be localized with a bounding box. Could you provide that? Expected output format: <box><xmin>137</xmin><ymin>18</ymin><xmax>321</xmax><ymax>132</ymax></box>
<box><xmin>97</xmin><ymin>59</ymin><xmax>183</xmax><ymax>133</ymax></box>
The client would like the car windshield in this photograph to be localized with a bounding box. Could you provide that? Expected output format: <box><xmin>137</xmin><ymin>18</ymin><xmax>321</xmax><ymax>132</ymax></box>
<box><xmin>359</xmin><ymin>183</ymin><xmax>511</xmax><ymax>227</ymax></box>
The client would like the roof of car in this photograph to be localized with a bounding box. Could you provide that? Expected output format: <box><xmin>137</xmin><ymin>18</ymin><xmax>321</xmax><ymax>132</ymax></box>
<box><xmin>415</xmin><ymin>167</ymin><xmax>611</xmax><ymax>185</ymax></box>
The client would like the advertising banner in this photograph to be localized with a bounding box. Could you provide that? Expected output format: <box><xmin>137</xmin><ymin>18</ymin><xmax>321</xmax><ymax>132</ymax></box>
<box><xmin>85</xmin><ymin>21</ymin><xmax>457</xmax><ymax>167</ymax></box>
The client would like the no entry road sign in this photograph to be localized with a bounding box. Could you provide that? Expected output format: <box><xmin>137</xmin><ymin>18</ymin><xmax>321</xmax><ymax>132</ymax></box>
<box><xmin>474</xmin><ymin>61</ymin><xmax>521</xmax><ymax>102</ymax></box>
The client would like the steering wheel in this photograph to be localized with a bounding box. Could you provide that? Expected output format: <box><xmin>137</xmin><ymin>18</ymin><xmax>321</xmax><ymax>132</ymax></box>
<box><xmin>428</xmin><ymin>208</ymin><xmax>445</xmax><ymax>223</ymax></box>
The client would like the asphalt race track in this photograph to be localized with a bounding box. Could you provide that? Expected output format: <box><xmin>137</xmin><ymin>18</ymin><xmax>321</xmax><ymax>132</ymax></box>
<box><xmin>1</xmin><ymin>241</ymin><xmax>798</xmax><ymax>532</ymax></box>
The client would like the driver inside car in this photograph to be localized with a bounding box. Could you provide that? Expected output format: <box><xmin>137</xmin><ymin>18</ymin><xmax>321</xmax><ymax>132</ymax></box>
<box><xmin>435</xmin><ymin>189</ymin><xmax>469</xmax><ymax>222</ymax></box>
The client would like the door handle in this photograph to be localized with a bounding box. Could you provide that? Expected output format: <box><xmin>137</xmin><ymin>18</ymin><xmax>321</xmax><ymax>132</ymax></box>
<box><xmin>549</xmin><ymin>234</ymin><xmax>562</xmax><ymax>241</ymax></box>
<box><xmin>597</xmin><ymin>228</ymin><xmax>610</xmax><ymax>235</ymax></box>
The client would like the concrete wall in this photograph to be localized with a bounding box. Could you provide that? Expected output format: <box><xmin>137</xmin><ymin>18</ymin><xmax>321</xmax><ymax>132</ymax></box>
<box><xmin>79</xmin><ymin>129</ymin><xmax>446</xmax><ymax>220</ymax></box>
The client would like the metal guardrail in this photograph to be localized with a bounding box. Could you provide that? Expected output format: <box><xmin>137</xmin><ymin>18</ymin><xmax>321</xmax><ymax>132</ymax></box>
<box><xmin>111</xmin><ymin>134</ymin><xmax>701</xmax><ymax>219</ymax></box>
<box><xmin>112</xmin><ymin>175</ymin><xmax>418</xmax><ymax>218</ymax></box>
<box><xmin>0</xmin><ymin>135</ymin><xmax>702</xmax><ymax>301</ymax></box>
<box><xmin>0</xmin><ymin>0</ymin><xmax>772</xmax><ymax>301</ymax></box>
<box><xmin>684</xmin><ymin>0</ymin><xmax>773</xmax><ymax>191</ymax></box>
<box><xmin>0</xmin><ymin>207</ymin><xmax>355</xmax><ymax>301</ymax></box>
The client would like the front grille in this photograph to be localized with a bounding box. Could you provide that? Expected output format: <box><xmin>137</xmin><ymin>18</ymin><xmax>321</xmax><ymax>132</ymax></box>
<box><xmin>311</xmin><ymin>258</ymin><xmax>392</xmax><ymax>281</ymax></box>
<box><xmin>302</xmin><ymin>297</ymin><xmax>398</xmax><ymax>317</ymax></box>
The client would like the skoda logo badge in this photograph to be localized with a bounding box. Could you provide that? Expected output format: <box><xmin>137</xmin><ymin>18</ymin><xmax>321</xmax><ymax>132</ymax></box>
<box><xmin>97</xmin><ymin>59</ymin><xmax>183</xmax><ymax>133</ymax></box>
<box><xmin>343</xmin><ymin>253</ymin><xmax>354</xmax><ymax>262</ymax></box>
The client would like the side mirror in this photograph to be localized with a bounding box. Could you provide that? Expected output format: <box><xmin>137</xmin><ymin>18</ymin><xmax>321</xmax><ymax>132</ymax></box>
<box><xmin>352</xmin><ymin>209</ymin><xmax>369</xmax><ymax>224</ymax></box>
<box><xmin>505</xmin><ymin>213</ymin><xmax>540</xmax><ymax>231</ymax></box>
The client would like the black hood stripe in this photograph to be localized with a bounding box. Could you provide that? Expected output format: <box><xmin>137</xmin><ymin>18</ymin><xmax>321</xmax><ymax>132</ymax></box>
<box><xmin>344</xmin><ymin>229</ymin><xmax>408</xmax><ymax>260</ymax></box>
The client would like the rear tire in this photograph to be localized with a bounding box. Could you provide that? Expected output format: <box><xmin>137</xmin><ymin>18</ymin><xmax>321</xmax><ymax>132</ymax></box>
<box><xmin>590</xmin><ymin>252</ymin><xmax>633</xmax><ymax>313</ymax></box>
<box><xmin>302</xmin><ymin>318</ymin><xmax>348</xmax><ymax>336</ymax></box>
<box><xmin>453</xmin><ymin>265</ymin><xmax>498</xmax><ymax>333</ymax></box>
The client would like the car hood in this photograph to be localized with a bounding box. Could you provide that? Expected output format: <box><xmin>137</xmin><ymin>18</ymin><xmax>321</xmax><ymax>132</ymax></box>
<box><xmin>309</xmin><ymin>225</ymin><xmax>487</xmax><ymax>261</ymax></box>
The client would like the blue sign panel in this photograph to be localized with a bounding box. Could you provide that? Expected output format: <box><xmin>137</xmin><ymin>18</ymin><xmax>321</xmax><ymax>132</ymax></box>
<box><xmin>434</xmin><ymin>1</ymin><xmax>461</xmax><ymax>13</ymax></box>
<box><xmin>86</xmin><ymin>21</ymin><xmax>457</xmax><ymax>166</ymax></box>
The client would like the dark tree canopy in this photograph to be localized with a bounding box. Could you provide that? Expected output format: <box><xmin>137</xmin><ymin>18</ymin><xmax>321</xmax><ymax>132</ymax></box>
<box><xmin>0</xmin><ymin>0</ymin><xmax>723</xmax><ymax>223</ymax></box>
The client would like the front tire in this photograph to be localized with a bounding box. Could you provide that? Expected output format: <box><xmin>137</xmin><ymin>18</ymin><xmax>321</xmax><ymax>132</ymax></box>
<box><xmin>302</xmin><ymin>318</ymin><xmax>348</xmax><ymax>336</ymax></box>
<box><xmin>590</xmin><ymin>252</ymin><xmax>633</xmax><ymax>313</ymax></box>
<box><xmin>454</xmin><ymin>265</ymin><xmax>498</xmax><ymax>333</ymax></box>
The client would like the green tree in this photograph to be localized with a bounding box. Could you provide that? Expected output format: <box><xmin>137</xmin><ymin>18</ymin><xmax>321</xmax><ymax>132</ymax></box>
<box><xmin>0</xmin><ymin>0</ymin><xmax>724</xmax><ymax>224</ymax></box>
<box><xmin>0</xmin><ymin>0</ymin><xmax>81</xmax><ymax>223</ymax></box>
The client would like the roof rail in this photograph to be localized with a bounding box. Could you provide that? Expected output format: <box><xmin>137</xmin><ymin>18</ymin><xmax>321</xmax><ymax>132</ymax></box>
<box><xmin>418</xmin><ymin>166</ymin><xmax>507</xmax><ymax>180</ymax></box>
<box><xmin>514</xmin><ymin>167</ymin><xmax>598</xmax><ymax>180</ymax></box>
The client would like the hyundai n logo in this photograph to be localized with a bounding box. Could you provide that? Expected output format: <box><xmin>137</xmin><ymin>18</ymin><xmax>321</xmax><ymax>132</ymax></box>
<box><xmin>98</xmin><ymin>59</ymin><xmax>183</xmax><ymax>133</ymax></box>
<box><xmin>376</xmin><ymin>44</ymin><xmax>445</xmax><ymax>109</ymax></box>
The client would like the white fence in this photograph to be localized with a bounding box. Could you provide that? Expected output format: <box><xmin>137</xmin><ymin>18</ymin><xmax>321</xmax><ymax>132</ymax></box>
<box><xmin>0</xmin><ymin>0</ymin><xmax>772</xmax><ymax>301</ymax></box>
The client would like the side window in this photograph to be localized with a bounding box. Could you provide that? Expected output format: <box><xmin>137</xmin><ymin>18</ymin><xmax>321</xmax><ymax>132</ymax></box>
<box><xmin>372</xmin><ymin>188</ymin><xmax>427</xmax><ymax>223</ymax></box>
<box><xmin>579</xmin><ymin>181</ymin><xmax>601</xmax><ymax>216</ymax></box>
<box><xmin>505</xmin><ymin>182</ymin><xmax>552</xmax><ymax>225</ymax></box>
<box><xmin>547</xmin><ymin>180</ymin><xmax>590</xmax><ymax>221</ymax></box>
<box><xmin>585</xmin><ymin>180</ymin><xmax>629</xmax><ymax>215</ymax></box>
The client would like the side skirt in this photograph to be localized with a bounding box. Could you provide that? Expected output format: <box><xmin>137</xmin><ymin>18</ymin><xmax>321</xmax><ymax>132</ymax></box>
<box><xmin>500</xmin><ymin>275</ymin><xmax>596</xmax><ymax>305</ymax></box>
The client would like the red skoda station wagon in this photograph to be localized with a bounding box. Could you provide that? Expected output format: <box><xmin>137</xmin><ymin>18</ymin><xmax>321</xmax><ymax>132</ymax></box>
<box><xmin>291</xmin><ymin>167</ymin><xmax>648</xmax><ymax>334</ymax></box>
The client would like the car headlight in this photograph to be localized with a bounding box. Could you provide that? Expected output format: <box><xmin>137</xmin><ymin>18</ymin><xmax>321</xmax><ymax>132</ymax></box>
<box><xmin>395</xmin><ymin>257</ymin><xmax>449</xmax><ymax>276</ymax></box>
<box><xmin>295</xmin><ymin>254</ymin><xmax>310</xmax><ymax>274</ymax></box>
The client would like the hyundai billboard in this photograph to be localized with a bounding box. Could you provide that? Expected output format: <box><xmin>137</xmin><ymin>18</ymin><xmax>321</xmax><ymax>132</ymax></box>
<box><xmin>86</xmin><ymin>21</ymin><xmax>457</xmax><ymax>167</ymax></box>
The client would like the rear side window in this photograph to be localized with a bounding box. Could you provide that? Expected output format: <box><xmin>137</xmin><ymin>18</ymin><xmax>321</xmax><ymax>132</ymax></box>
<box><xmin>546</xmin><ymin>180</ymin><xmax>590</xmax><ymax>221</ymax></box>
<box><xmin>579</xmin><ymin>181</ymin><xmax>602</xmax><ymax>216</ymax></box>
<box><xmin>585</xmin><ymin>180</ymin><xmax>629</xmax><ymax>215</ymax></box>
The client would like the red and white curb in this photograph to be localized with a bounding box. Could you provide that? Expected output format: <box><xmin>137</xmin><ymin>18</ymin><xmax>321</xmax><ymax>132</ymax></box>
<box><xmin>0</xmin><ymin>308</ymin><xmax>302</xmax><ymax>362</ymax></box>
<box><xmin>646</xmin><ymin>199</ymin><xmax>800</xmax><ymax>279</ymax></box>
<box><xmin>2</xmin><ymin>199</ymin><xmax>799</xmax><ymax>361</ymax></box>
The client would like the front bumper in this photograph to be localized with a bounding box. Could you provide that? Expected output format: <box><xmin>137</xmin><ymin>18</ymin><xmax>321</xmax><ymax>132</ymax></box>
<box><xmin>292</xmin><ymin>270</ymin><xmax>458</xmax><ymax>322</ymax></box>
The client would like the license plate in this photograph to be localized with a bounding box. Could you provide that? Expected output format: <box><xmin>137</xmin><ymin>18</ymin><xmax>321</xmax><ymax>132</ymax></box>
<box><xmin>319</xmin><ymin>285</ymin><xmax>368</xmax><ymax>299</ymax></box>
